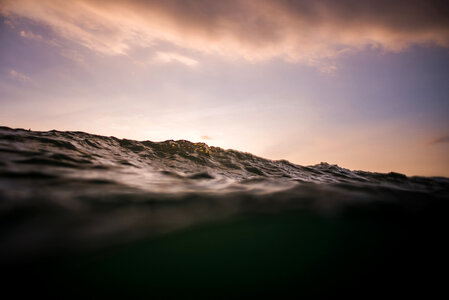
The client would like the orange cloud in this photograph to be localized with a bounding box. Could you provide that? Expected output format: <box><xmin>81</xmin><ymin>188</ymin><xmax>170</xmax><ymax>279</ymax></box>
<box><xmin>1</xmin><ymin>0</ymin><xmax>449</xmax><ymax>66</ymax></box>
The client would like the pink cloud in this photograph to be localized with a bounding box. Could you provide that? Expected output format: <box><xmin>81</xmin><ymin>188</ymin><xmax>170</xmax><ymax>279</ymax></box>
<box><xmin>151</xmin><ymin>52</ymin><xmax>199</xmax><ymax>67</ymax></box>
<box><xmin>9</xmin><ymin>69</ymin><xmax>33</xmax><ymax>83</ymax></box>
<box><xmin>1</xmin><ymin>0</ymin><xmax>448</xmax><ymax>67</ymax></box>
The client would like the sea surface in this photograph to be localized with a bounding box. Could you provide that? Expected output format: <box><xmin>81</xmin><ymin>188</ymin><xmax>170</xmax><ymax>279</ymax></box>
<box><xmin>0</xmin><ymin>126</ymin><xmax>448</xmax><ymax>297</ymax></box>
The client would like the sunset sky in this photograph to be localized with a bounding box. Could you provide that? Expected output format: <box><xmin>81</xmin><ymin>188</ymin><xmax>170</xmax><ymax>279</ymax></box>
<box><xmin>0</xmin><ymin>0</ymin><xmax>448</xmax><ymax>176</ymax></box>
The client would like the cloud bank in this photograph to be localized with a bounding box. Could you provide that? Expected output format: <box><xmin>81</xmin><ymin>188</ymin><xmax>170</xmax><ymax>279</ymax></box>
<box><xmin>2</xmin><ymin>0</ymin><xmax>449</xmax><ymax>65</ymax></box>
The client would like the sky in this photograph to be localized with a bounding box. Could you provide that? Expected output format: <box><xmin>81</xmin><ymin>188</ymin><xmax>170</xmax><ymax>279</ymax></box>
<box><xmin>0</xmin><ymin>0</ymin><xmax>448</xmax><ymax>176</ymax></box>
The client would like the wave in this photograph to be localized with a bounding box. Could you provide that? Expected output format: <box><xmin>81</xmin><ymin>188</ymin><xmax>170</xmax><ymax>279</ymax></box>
<box><xmin>1</xmin><ymin>126</ymin><xmax>446</xmax><ymax>191</ymax></box>
<box><xmin>1</xmin><ymin>125</ymin><xmax>448</xmax><ymax>296</ymax></box>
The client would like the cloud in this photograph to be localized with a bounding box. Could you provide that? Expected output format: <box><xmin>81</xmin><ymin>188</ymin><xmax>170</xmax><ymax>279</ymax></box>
<box><xmin>429</xmin><ymin>136</ymin><xmax>449</xmax><ymax>145</ymax></box>
<box><xmin>18</xmin><ymin>28</ymin><xmax>62</xmax><ymax>47</ymax></box>
<box><xmin>59</xmin><ymin>49</ymin><xmax>85</xmax><ymax>63</ymax></box>
<box><xmin>19</xmin><ymin>30</ymin><xmax>43</xmax><ymax>41</ymax></box>
<box><xmin>152</xmin><ymin>52</ymin><xmax>198</xmax><ymax>67</ymax></box>
<box><xmin>201</xmin><ymin>135</ymin><xmax>213</xmax><ymax>140</ymax></box>
<box><xmin>9</xmin><ymin>69</ymin><xmax>33</xmax><ymax>83</ymax></box>
<box><xmin>1</xmin><ymin>0</ymin><xmax>449</xmax><ymax>67</ymax></box>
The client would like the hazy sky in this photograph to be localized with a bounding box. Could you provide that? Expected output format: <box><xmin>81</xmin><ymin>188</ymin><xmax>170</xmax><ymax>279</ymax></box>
<box><xmin>1</xmin><ymin>0</ymin><xmax>448</xmax><ymax>176</ymax></box>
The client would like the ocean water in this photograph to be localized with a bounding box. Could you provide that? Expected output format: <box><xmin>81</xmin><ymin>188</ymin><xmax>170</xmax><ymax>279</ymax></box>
<box><xmin>0</xmin><ymin>126</ymin><xmax>448</xmax><ymax>297</ymax></box>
